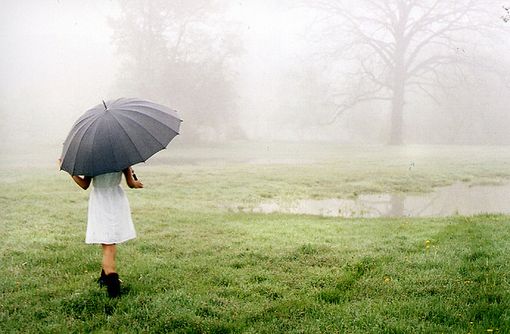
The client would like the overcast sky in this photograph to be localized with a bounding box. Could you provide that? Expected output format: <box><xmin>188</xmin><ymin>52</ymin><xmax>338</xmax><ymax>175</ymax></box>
<box><xmin>0</xmin><ymin>1</ymin><xmax>117</xmax><ymax>97</ymax></box>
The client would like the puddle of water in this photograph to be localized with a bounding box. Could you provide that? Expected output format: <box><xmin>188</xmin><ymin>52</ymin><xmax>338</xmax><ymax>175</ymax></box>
<box><xmin>246</xmin><ymin>158</ymin><xmax>317</xmax><ymax>165</ymax></box>
<box><xmin>249</xmin><ymin>183</ymin><xmax>510</xmax><ymax>218</ymax></box>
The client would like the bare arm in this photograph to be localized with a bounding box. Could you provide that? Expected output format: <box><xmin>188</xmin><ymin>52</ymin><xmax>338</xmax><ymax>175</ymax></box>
<box><xmin>60</xmin><ymin>158</ymin><xmax>91</xmax><ymax>190</ymax></box>
<box><xmin>72</xmin><ymin>175</ymin><xmax>92</xmax><ymax>190</ymax></box>
<box><xmin>123</xmin><ymin>167</ymin><xmax>144</xmax><ymax>189</ymax></box>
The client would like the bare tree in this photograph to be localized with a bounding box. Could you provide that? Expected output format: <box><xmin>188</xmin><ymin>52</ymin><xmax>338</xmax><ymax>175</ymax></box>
<box><xmin>502</xmin><ymin>5</ymin><xmax>510</xmax><ymax>22</ymax></box>
<box><xmin>307</xmin><ymin>0</ymin><xmax>496</xmax><ymax>144</ymax></box>
<box><xmin>434</xmin><ymin>50</ymin><xmax>510</xmax><ymax>144</ymax></box>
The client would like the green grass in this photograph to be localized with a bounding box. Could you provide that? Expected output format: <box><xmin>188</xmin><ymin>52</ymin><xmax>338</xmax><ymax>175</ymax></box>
<box><xmin>2</xmin><ymin>144</ymin><xmax>510</xmax><ymax>333</ymax></box>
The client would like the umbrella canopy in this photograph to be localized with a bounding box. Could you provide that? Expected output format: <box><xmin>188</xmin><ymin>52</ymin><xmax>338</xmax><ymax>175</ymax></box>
<box><xmin>60</xmin><ymin>97</ymin><xmax>182</xmax><ymax>176</ymax></box>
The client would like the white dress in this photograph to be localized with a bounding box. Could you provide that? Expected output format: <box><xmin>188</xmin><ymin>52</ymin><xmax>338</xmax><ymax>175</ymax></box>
<box><xmin>85</xmin><ymin>172</ymin><xmax>137</xmax><ymax>244</ymax></box>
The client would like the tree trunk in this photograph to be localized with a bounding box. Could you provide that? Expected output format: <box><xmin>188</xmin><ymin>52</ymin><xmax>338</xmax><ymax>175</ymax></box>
<box><xmin>389</xmin><ymin>56</ymin><xmax>406</xmax><ymax>145</ymax></box>
<box><xmin>389</xmin><ymin>84</ymin><xmax>405</xmax><ymax>145</ymax></box>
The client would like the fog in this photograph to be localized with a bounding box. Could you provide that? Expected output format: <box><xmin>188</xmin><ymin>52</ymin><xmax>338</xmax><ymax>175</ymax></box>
<box><xmin>0</xmin><ymin>0</ymin><xmax>118</xmax><ymax>154</ymax></box>
<box><xmin>1</xmin><ymin>0</ymin><xmax>510</xmax><ymax>161</ymax></box>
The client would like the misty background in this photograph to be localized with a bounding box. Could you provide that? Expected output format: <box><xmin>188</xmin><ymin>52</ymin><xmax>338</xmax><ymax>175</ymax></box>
<box><xmin>1</xmin><ymin>0</ymin><xmax>510</xmax><ymax>164</ymax></box>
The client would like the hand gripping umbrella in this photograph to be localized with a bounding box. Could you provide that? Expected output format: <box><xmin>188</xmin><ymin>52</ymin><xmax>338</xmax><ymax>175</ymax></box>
<box><xmin>60</xmin><ymin>98</ymin><xmax>182</xmax><ymax>176</ymax></box>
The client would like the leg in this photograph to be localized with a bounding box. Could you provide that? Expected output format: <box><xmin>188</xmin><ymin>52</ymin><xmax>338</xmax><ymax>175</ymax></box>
<box><xmin>102</xmin><ymin>243</ymin><xmax>117</xmax><ymax>274</ymax></box>
<box><xmin>101</xmin><ymin>243</ymin><xmax>121</xmax><ymax>298</ymax></box>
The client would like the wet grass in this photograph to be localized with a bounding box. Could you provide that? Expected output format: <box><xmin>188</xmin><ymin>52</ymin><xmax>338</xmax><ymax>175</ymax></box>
<box><xmin>2</xmin><ymin>144</ymin><xmax>510</xmax><ymax>333</ymax></box>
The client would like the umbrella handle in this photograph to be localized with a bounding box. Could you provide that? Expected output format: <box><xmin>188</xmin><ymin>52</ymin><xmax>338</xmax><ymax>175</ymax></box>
<box><xmin>132</xmin><ymin>171</ymin><xmax>138</xmax><ymax>181</ymax></box>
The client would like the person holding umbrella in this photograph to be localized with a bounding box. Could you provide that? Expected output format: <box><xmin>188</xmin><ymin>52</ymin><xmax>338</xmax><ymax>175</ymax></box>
<box><xmin>71</xmin><ymin>167</ymin><xmax>143</xmax><ymax>298</ymax></box>
<box><xmin>60</xmin><ymin>98</ymin><xmax>182</xmax><ymax>298</ymax></box>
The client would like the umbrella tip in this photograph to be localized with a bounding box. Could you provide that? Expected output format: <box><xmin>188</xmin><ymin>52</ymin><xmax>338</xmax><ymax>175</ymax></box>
<box><xmin>102</xmin><ymin>100</ymin><xmax>107</xmax><ymax>110</ymax></box>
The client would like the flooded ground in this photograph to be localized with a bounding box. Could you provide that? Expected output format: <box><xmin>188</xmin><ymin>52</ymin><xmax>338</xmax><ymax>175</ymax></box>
<box><xmin>249</xmin><ymin>182</ymin><xmax>510</xmax><ymax>218</ymax></box>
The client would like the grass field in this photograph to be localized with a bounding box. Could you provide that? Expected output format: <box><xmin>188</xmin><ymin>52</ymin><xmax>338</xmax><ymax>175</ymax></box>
<box><xmin>2</xmin><ymin>143</ymin><xmax>510</xmax><ymax>333</ymax></box>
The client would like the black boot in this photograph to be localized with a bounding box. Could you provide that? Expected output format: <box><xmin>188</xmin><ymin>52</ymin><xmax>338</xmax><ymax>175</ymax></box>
<box><xmin>105</xmin><ymin>273</ymin><xmax>121</xmax><ymax>298</ymax></box>
<box><xmin>97</xmin><ymin>269</ymin><xmax>107</xmax><ymax>287</ymax></box>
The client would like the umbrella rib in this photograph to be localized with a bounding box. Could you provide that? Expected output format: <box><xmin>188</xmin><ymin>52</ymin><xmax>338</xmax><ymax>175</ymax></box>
<box><xmin>112</xmin><ymin>109</ymin><xmax>174</xmax><ymax>147</ymax></box>
<box><xmin>71</xmin><ymin>105</ymin><xmax>106</xmax><ymax>127</ymax></box>
<box><xmin>109</xmin><ymin>112</ymin><xmax>146</xmax><ymax>162</ymax></box>
<box><xmin>123</xmin><ymin>115</ymin><xmax>168</xmax><ymax>148</ymax></box>
<box><xmin>105</xmin><ymin>115</ymin><xmax>126</xmax><ymax>173</ymax></box>
<box><xmin>114</xmin><ymin>106</ymin><xmax>181</xmax><ymax>127</ymax></box>
<box><xmin>75</xmin><ymin>110</ymin><xmax>102</xmax><ymax>124</ymax></box>
<box><xmin>123</xmin><ymin>103</ymin><xmax>180</xmax><ymax>119</ymax></box>
<box><xmin>70</xmin><ymin>116</ymin><xmax>102</xmax><ymax>175</ymax></box>
<box><xmin>61</xmin><ymin>114</ymin><xmax>102</xmax><ymax>159</ymax></box>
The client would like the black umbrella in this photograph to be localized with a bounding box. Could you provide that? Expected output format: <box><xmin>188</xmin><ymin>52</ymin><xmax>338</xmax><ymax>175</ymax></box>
<box><xmin>60</xmin><ymin>97</ymin><xmax>182</xmax><ymax>176</ymax></box>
